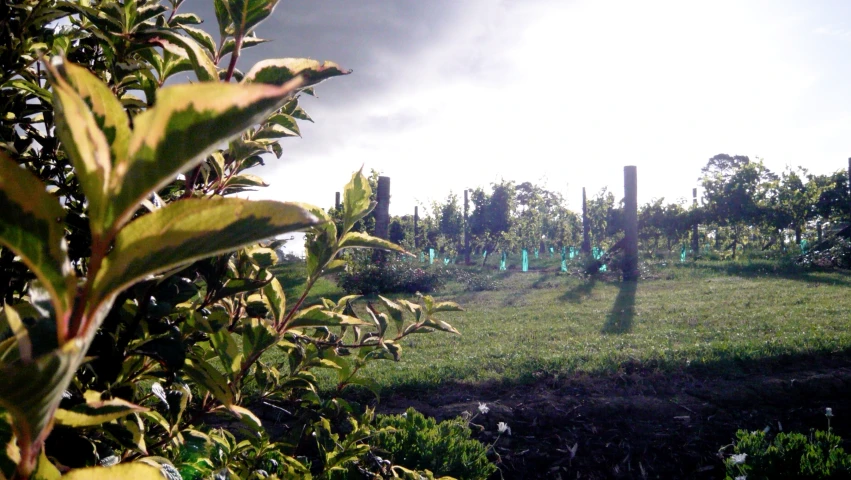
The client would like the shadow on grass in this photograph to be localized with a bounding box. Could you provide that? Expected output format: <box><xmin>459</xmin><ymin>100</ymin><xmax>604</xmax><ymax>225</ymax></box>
<box><xmin>559</xmin><ymin>277</ymin><xmax>598</xmax><ymax>303</ymax></box>
<box><xmin>601</xmin><ymin>280</ymin><xmax>636</xmax><ymax>334</ymax></box>
<box><xmin>690</xmin><ymin>259</ymin><xmax>851</xmax><ymax>286</ymax></box>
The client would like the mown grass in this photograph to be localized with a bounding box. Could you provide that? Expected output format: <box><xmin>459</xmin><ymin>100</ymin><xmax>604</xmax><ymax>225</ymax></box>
<box><xmin>269</xmin><ymin>258</ymin><xmax>851</xmax><ymax>395</ymax></box>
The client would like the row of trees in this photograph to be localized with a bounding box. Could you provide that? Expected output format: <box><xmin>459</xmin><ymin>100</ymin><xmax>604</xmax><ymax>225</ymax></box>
<box><xmin>359</xmin><ymin>154</ymin><xmax>850</xmax><ymax>260</ymax></box>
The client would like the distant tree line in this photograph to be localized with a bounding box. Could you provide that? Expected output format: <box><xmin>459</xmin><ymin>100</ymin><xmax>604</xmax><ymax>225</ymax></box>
<box><xmin>341</xmin><ymin>155</ymin><xmax>850</xmax><ymax>261</ymax></box>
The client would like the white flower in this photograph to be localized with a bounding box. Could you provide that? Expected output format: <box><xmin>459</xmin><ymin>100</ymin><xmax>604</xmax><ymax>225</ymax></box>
<box><xmin>497</xmin><ymin>422</ymin><xmax>511</xmax><ymax>435</ymax></box>
<box><xmin>735</xmin><ymin>476</ymin><xmax>747</xmax><ymax>480</ymax></box>
<box><xmin>402</xmin><ymin>412</ymin><xmax>407</xmax><ymax>418</ymax></box>
<box><xmin>826</xmin><ymin>408</ymin><xmax>833</xmax><ymax>417</ymax></box>
<box><xmin>478</xmin><ymin>402</ymin><xmax>489</xmax><ymax>415</ymax></box>
<box><xmin>730</xmin><ymin>453</ymin><xmax>747</xmax><ymax>465</ymax></box>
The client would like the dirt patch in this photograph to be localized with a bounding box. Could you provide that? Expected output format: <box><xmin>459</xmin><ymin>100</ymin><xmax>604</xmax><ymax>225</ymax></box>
<box><xmin>379</xmin><ymin>354</ymin><xmax>851</xmax><ymax>479</ymax></box>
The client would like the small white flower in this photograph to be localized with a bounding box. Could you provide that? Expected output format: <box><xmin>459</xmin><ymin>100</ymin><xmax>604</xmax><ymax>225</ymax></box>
<box><xmin>735</xmin><ymin>476</ymin><xmax>747</xmax><ymax>480</ymax></box>
<box><xmin>478</xmin><ymin>402</ymin><xmax>489</xmax><ymax>415</ymax></box>
<box><xmin>497</xmin><ymin>421</ymin><xmax>511</xmax><ymax>435</ymax></box>
<box><xmin>402</xmin><ymin>412</ymin><xmax>407</xmax><ymax>418</ymax></box>
<box><xmin>826</xmin><ymin>408</ymin><xmax>833</xmax><ymax>417</ymax></box>
<box><xmin>730</xmin><ymin>453</ymin><xmax>747</xmax><ymax>465</ymax></box>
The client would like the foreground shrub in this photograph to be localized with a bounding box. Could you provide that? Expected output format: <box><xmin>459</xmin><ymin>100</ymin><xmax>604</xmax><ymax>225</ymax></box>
<box><xmin>723</xmin><ymin>425</ymin><xmax>851</xmax><ymax>479</ymax></box>
<box><xmin>0</xmin><ymin>2</ymin><xmax>464</xmax><ymax>478</ymax></box>
<box><xmin>338</xmin><ymin>254</ymin><xmax>445</xmax><ymax>295</ymax></box>
<box><xmin>375</xmin><ymin>408</ymin><xmax>497</xmax><ymax>480</ymax></box>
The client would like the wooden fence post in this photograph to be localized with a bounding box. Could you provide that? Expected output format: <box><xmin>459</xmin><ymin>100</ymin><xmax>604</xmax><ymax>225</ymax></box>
<box><xmin>464</xmin><ymin>189</ymin><xmax>471</xmax><ymax>265</ymax></box>
<box><xmin>623</xmin><ymin>166</ymin><xmax>639</xmax><ymax>281</ymax></box>
<box><xmin>691</xmin><ymin>187</ymin><xmax>699</xmax><ymax>259</ymax></box>
<box><xmin>581</xmin><ymin>187</ymin><xmax>591</xmax><ymax>253</ymax></box>
<box><xmin>375</xmin><ymin>176</ymin><xmax>390</xmax><ymax>239</ymax></box>
<box><xmin>414</xmin><ymin>206</ymin><xmax>419</xmax><ymax>249</ymax></box>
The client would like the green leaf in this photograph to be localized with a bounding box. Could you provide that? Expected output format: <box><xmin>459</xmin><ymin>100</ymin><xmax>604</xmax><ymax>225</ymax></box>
<box><xmin>172</xmin><ymin>12</ymin><xmax>203</xmax><ymax>25</ymax></box>
<box><xmin>338</xmin><ymin>232</ymin><xmax>410</xmax><ymax>255</ymax></box>
<box><xmin>242</xmin><ymin>318</ymin><xmax>277</xmax><ymax>358</ymax></box>
<box><xmin>55</xmin><ymin>396</ymin><xmax>147</xmax><ymax>427</ymax></box>
<box><xmin>345</xmin><ymin>376</ymin><xmax>381</xmax><ymax>401</ymax></box>
<box><xmin>32</xmin><ymin>449</ymin><xmax>60</xmax><ymax>480</ymax></box>
<box><xmin>287</xmin><ymin>306</ymin><xmax>371</xmax><ymax>330</ymax></box>
<box><xmin>228</xmin><ymin>0</ymin><xmax>280</xmax><ymax>37</ymax></box>
<box><xmin>141</xmin><ymin>30</ymin><xmax>218</xmax><ymax>82</ymax></box>
<box><xmin>210</xmin><ymin>330</ymin><xmax>242</xmax><ymax>382</ymax></box>
<box><xmin>262</xmin><ymin>277</ymin><xmax>286</xmax><ymax>325</ymax></box>
<box><xmin>213</xmin><ymin>0</ymin><xmax>232</xmax><ymax>39</ymax></box>
<box><xmin>0</xmin><ymin>153</ymin><xmax>75</xmax><ymax>337</ymax></box>
<box><xmin>0</xmin><ymin>340</ymin><xmax>84</xmax><ymax>476</ymax></box>
<box><xmin>431</xmin><ymin>301</ymin><xmax>464</xmax><ymax>313</ymax></box>
<box><xmin>184</xmin><ymin>356</ymin><xmax>235</xmax><ymax>407</ymax></box>
<box><xmin>91</xmin><ymin>198</ymin><xmax>319</xmax><ymax>305</ymax></box>
<box><xmin>220</xmin><ymin>35</ymin><xmax>268</xmax><ymax>57</ymax></box>
<box><xmin>62</xmin><ymin>463</ymin><xmax>164</xmax><ymax>479</ymax></box>
<box><xmin>180</xmin><ymin>25</ymin><xmax>217</xmax><ymax>57</ymax></box>
<box><xmin>242</xmin><ymin>58</ymin><xmax>351</xmax><ymax>87</ymax></box>
<box><xmin>265</xmin><ymin>113</ymin><xmax>300</xmax><ymax>136</ymax></box>
<box><xmin>378</xmin><ymin>296</ymin><xmax>406</xmax><ymax>336</ymax></box>
<box><xmin>342</xmin><ymin>169</ymin><xmax>374</xmax><ymax>233</ymax></box>
<box><xmin>45</xmin><ymin>57</ymin><xmax>112</xmax><ymax>237</ymax></box>
<box><xmin>212</xmin><ymin>277</ymin><xmax>272</xmax><ymax>303</ymax></box>
<box><xmin>112</xmin><ymin>77</ymin><xmax>314</xmax><ymax>230</ymax></box>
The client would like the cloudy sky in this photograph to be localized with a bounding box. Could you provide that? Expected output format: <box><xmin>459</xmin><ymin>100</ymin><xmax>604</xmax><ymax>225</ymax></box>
<box><xmin>187</xmin><ymin>0</ymin><xmax>851</xmax><ymax>218</ymax></box>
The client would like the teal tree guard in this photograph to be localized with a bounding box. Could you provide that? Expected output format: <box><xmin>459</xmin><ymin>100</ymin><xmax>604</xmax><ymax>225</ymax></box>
<box><xmin>560</xmin><ymin>247</ymin><xmax>567</xmax><ymax>272</ymax></box>
<box><xmin>419</xmin><ymin>252</ymin><xmax>425</xmax><ymax>263</ymax></box>
<box><xmin>549</xmin><ymin>246</ymin><xmax>554</xmax><ymax>258</ymax></box>
<box><xmin>592</xmin><ymin>247</ymin><xmax>602</xmax><ymax>259</ymax></box>
<box><xmin>569</xmin><ymin>246</ymin><xmax>576</xmax><ymax>259</ymax></box>
<box><xmin>429</xmin><ymin>248</ymin><xmax>435</xmax><ymax>265</ymax></box>
<box><xmin>800</xmin><ymin>239</ymin><xmax>809</xmax><ymax>254</ymax></box>
<box><xmin>522</xmin><ymin>248</ymin><xmax>529</xmax><ymax>272</ymax></box>
<box><xmin>680</xmin><ymin>244</ymin><xmax>686</xmax><ymax>262</ymax></box>
<box><xmin>443</xmin><ymin>257</ymin><xmax>450</xmax><ymax>265</ymax></box>
<box><xmin>534</xmin><ymin>248</ymin><xmax>539</xmax><ymax>259</ymax></box>
<box><xmin>500</xmin><ymin>251</ymin><xmax>507</xmax><ymax>271</ymax></box>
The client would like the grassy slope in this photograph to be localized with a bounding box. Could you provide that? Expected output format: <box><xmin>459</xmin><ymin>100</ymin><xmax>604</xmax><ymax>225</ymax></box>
<box><xmin>271</xmin><ymin>259</ymin><xmax>851</xmax><ymax>394</ymax></box>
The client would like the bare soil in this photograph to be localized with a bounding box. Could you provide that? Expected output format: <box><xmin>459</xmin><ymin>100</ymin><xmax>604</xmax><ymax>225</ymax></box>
<box><xmin>380</xmin><ymin>352</ymin><xmax>851</xmax><ymax>479</ymax></box>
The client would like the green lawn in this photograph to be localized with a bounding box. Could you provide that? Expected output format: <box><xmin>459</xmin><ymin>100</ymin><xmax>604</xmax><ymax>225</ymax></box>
<box><xmin>271</xmin><ymin>259</ymin><xmax>851</xmax><ymax>394</ymax></box>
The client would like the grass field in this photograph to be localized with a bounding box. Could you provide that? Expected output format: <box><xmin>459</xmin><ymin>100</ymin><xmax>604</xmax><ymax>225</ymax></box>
<box><xmin>271</xmin><ymin>258</ymin><xmax>851</xmax><ymax>394</ymax></box>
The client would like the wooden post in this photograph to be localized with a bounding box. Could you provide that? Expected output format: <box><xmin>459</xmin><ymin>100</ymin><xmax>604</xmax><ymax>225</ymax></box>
<box><xmin>623</xmin><ymin>167</ymin><xmax>639</xmax><ymax>281</ymax></box>
<box><xmin>375</xmin><ymin>176</ymin><xmax>390</xmax><ymax>239</ymax></box>
<box><xmin>691</xmin><ymin>187</ymin><xmax>699</xmax><ymax>259</ymax></box>
<box><xmin>335</xmin><ymin>191</ymin><xmax>341</xmax><ymax>210</ymax></box>
<box><xmin>581</xmin><ymin>187</ymin><xmax>591</xmax><ymax>253</ymax></box>
<box><xmin>464</xmin><ymin>189</ymin><xmax>471</xmax><ymax>265</ymax></box>
<box><xmin>413</xmin><ymin>206</ymin><xmax>419</xmax><ymax>249</ymax></box>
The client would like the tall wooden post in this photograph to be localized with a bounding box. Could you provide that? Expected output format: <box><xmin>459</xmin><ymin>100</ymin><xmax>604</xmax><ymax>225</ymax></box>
<box><xmin>375</xmin><ymin>176</ymin><xmax>390</xmax><ymax>239</ymax></box>
<box><xmin>464</xmin><ymin>189</ymin><xmax>471</xmax><ymax>265</ymax></box>
<box><xmin>413</xmin><ymin>206</ymin><xmax>419</xmax><ymax>249</ymax></box>
<box><xmin>623</xmin><ymin>166</ymin><xmax>639</xmax><ymax>281</ymax></box>
<box><xmin>335</xmin><ymin>191</ymin><xmax>341</xmax><ymax>210</ymax></box>
<box><xmin>691</xmin><ymin>187</ymin><xmax>699</xmax><ymax>259</ymax></box>
<box><xmin>581</xmin><ymin>187</ymin><xmax>590</xmax><ymax>253</ymax></box>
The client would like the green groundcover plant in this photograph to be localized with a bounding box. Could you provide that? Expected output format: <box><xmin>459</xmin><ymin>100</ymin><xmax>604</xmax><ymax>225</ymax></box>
<box><xmin>722</xmin><ymin>410</ymin><xmax>851</xmax><ymax>480</ymax></box>
<box><xmin>0</xmin><ymin>1</ymin><xmax>473</xmax><ymax>478</ymax></box>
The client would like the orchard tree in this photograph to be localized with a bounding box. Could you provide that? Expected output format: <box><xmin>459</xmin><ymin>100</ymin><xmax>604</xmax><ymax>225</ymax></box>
<box><xmin>700</xmin><ymin>154</ymin><xmax>776</xmax><ymax>257</ymax></box>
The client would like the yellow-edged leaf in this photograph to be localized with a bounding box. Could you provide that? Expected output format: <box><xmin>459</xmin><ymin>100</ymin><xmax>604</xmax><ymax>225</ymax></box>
<box><xmin>91</xmin><ymin>198</ymin><xmax>319</xmax><ymax>305</ymax></box>
<box><xmin>54</xmin><ymin>397</ymin><xmax>147</xmax><ymax>428</ymax></box>
<box><xmin>287</xmin><ymin>306</ymin><xmax>371</xmax><ymax>330</ymax></box>
<box><xmin>45</xmin><ymin>57</ymin><xmax>112</xmax><ymax>237</ymax></box>
<box><xmin>243</xmin><ymin>58</ymin><xmax>351</xmax><ymax>87</ymax></box>
<box><xmin>262</xmin><ymin>277</ymin><xmax>286</xmax><ymax>324</ymax></box>
<box><xmin>183</xmin><ymin>356</ymin><xmax>234</xmax><ymax>407</ymax></box>
<box><xmin>0</xmin><ymin>341</ymin><xmax>84</xmax><ymax>477</ymax></box>
<box><xmin>338</xmin><ymin>232</ymin><xmax>410</xmax><ymax>255</ymax></box>
<box><xmin>0</xmin><ymin>154</ymin><xmax>75</xmax><ymax>333</ymax></box>
<box><xmin>61</xmin><ymin>462</ymin><xmax>163</xmax><ymax>479</ymax></box>
<box><xmin>111</xmin><ymin>76</ymin><xmax>312</xmax><ymax>230</ymax></box>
